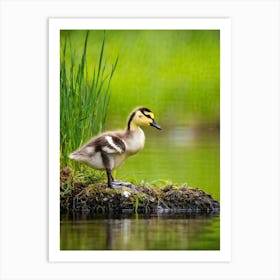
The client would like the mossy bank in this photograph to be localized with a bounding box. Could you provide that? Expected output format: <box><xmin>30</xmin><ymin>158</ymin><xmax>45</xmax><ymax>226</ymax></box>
<box><xmin>60</xmin><ymin>167</ymin><xmax>220</xmax><ymax>214</ymax></box>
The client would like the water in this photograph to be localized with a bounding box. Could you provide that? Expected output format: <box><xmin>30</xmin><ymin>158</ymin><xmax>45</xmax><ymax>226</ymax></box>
<box><xmin>60</xmin><ymin>212</ymin><xmax>220</xmax><ymax>250</ymax></box>
<box><xmin>60</xmin><ymin>128</ymin><xmax>220</xmax><ymax>250</ymax></box>
<box><xmin>116</xmin><ymin>127</ymin><xmax>220</xmax><ymax>201</ymax></box>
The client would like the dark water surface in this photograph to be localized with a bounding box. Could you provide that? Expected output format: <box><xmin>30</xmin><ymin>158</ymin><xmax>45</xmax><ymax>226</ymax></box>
<box><xmin>60</xmin><ymin>212</ymin><xmax>220</xmax><ymax>250</ymax></box>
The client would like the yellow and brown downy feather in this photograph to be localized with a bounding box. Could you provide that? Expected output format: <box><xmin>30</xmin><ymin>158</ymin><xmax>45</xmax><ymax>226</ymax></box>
<box><xmin>69</xmin><ymin>107</ymin><xmax>161</xmax><ymax>188</ymax></box>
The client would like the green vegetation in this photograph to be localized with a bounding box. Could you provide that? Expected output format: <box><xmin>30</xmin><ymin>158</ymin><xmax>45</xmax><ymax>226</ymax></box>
<box><xmin>60</xmin><ymin>30</ymin><xmax>220</xmax><ymax>129</ymax></box>
<box><xmin>60</xmin><ymin>31</ymin><xmax>118</xmax><ymax>169</ymax></box>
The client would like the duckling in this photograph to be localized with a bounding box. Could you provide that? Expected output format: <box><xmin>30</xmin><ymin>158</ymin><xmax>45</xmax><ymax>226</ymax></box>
<box><xmin>69</xmin><ymin>107</ymin><xmax>161</xmax><ymax>188</ymax></box>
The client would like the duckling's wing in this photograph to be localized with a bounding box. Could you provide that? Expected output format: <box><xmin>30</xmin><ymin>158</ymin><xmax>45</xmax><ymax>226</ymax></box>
<box><xmin>95</xmin><ymin>135</ymin><xmax>126</xmax><ymax>154</ymax></box>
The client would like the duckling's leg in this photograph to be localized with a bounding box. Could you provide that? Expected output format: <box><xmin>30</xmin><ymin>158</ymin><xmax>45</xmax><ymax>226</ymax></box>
<box><xmin>110</xmin><ymin>172</ymin><xmax>115</xmax><ymax>182</ymax></box>
<box><xmin>100</xmin><ymin>152</ymin><xmax>113</xmax><ymax>188</ymax></box>
<box><xmin>101</xmin><ymin>152</ymin><xmax>129</xmax><ymax>188</ymax></box>
<box><xmin>105</xmin><ymin>168</ymin><xmax>113</xmax><ymax>189</ymax></box>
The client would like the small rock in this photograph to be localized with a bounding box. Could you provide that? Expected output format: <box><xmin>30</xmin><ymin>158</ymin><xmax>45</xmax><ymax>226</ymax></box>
<box><xmin>122</xmin><ymin>191</ymin><xmax>131</xmax><ymax>198</ymax></box>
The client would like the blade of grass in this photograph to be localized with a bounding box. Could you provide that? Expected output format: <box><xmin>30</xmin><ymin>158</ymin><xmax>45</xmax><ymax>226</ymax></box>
<box><xmin>60</xmin><ymin>30</ymin><xmax>118</xmax><ymax>172</ymax></box>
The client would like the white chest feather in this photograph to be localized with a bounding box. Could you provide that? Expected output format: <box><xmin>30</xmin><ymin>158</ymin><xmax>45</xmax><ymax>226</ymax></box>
<box><xmin>125</xmin><ymin>128</ymin><xmax>145</xmax><ymax>155</ymax></box>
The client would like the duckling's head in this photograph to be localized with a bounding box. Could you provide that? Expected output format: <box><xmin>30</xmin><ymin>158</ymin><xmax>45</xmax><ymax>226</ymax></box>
<box><xmin>127</xmin><ymin>107</ymin><xmax>161</xmax><ymax>131</ymax></box>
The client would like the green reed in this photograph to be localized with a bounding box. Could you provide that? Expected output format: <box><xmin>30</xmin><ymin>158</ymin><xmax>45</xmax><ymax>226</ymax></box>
<box><xmin>60</xmin><ymin>31</ymin><xmax>118</xmax><ymax>169</ymax></box>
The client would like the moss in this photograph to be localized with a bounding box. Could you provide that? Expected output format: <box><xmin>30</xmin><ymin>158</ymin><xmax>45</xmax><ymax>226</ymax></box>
<box><xmin>60</xmin><ymin>167</ymin><xmax>220</xmax><ymax>214</ymax></box>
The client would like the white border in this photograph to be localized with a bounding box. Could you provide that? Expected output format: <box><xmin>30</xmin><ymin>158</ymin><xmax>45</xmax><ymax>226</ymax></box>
<box><xmin>49</xmin><ymin>18</ymin><xmax>231</xmax><ymax>262</ymax></box>
<box><xmin>1</xmin><ymin>1</ymin><xmax>279</xmax><ymax>279</ymax></box>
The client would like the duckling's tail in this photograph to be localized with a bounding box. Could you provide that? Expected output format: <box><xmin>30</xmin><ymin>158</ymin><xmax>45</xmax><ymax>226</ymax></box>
<box><xmin>69</xmin><ymin>153</ymin><xmax>75</xmax><ymax>159</ymax></box>
<box><xmin>69</xmin><ymin>152</ymin><xmax>83</xmax><ymax>161</ymax></box>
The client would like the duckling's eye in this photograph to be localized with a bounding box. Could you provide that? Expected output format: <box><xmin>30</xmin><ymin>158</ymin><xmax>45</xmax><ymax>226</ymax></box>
<box><xmin>142</xmin><ymin>111</ymin><xmax>153</xmax><ymax>119</ymax></box>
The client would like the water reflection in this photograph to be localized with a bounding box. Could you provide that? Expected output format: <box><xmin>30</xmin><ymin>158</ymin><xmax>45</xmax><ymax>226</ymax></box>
<box><xmin>60</xmin><ymin>212</ymin><xmax>220</xmax><ymax>250</ymax></box>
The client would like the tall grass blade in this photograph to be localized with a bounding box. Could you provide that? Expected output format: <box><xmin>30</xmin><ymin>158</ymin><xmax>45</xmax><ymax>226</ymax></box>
<box><xmin>60</xmin><ymin>31</ymin><xmax>118</xmax><ymax>170</ymax></box>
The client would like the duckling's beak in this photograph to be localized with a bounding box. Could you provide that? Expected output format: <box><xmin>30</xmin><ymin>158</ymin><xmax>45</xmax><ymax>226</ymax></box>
<box><xmin>150</xmin><ymin>119</ymin><xmax>161</xmax><ymax>130</ymax></box>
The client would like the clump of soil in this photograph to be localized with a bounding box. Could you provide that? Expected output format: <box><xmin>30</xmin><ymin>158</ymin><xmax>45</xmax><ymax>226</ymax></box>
<box><xmin>60</xmin><ymin>167</ymin><xmax>220</xmax><ymax>214</ymax></box>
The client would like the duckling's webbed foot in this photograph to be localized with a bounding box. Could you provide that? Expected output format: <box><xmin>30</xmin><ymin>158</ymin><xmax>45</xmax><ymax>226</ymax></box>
<box><xmin>111</xmin><ymin>182</ymin><xmax>123</xmax><ymax>189</ymax></box>
<box><xmin>113</xmin><ymin>181</ymin><xmax>132</xmax><ymax>186</ymax></box>
<box><xmin>111</xmin><ymin>181</ymin><xmax>132</xmax><ymax>189</ymax></box>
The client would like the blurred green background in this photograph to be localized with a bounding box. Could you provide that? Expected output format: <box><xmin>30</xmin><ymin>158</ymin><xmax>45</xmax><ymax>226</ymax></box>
<box><xmin>60</xmin><ymin>30</ymin><xmax>220</xmax><ymax>201</ymax></box>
